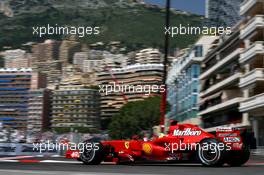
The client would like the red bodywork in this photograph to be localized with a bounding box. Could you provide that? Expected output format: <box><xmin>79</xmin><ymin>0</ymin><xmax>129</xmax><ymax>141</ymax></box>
<box><xmin>66</xmin><ymin>123</ymin><xmax>245</xmax><ymax>163</ymax></box>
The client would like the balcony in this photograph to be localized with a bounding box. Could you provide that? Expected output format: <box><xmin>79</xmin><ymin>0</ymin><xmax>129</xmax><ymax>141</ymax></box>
<box><xmin>240</xmin><ymin>93</ymin><xmax>264</xmax><ymax>112</ymax></box>
<box><xmin>240</xmin><ymin>15</ymin><xmax>264</xmax><ymax>39</ymax></box>
<box><xmin>199</xmin><ymin>98</ymin><xmax>244</xmax><ymax>116</ymax></box>
<box><xmin>240</xmin><ymin>0</ymin><xmax>264</xmax><ymax>16</ymax></box>
<box><xmin>240</xmin><ymin>41</ymin><xmax>264</xmax><ymax>63</ymax></box>
<box><xmin>200</xmin><ymin>73</ymin><xmax>242</xmax><ymax>98</ymax></box>
<box><xmin>239</xmin><ymin>68</ymin><xmax>264</xmax><ymax>87</ymax></box>
<box><xmin>200</xmin><ymin>48</ymin><xmax>242</xmax><ymax>80</ymax></box>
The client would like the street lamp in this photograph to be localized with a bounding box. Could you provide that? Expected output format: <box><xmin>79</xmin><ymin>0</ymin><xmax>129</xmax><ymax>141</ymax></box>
<box><xmin>160</xmin><ymin>0</ymin><xmax>171</xmax><ymax>131</ymax></box>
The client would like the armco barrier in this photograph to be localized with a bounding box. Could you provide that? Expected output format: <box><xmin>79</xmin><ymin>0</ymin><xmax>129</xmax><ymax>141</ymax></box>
<box><xmin>0</xmin><ymin>143</ymin><xmax>60</xmax><ymax>156</ymax></box>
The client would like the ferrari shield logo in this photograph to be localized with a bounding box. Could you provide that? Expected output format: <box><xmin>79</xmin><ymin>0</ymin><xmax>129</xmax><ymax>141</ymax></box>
<box><xmin>125</xmin><ymin>142</ymin><xmax>130</xmax><ymax>149</ymax></box>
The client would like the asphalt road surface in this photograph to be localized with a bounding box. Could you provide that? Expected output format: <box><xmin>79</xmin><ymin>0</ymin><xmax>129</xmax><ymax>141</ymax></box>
<box><xmin>0</xmin><ymin>157</ymin><xmax>263</xmax><ymax>175</ymax></box>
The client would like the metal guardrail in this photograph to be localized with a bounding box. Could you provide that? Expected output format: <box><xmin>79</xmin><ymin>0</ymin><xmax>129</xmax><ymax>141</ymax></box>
<box><xmin>0</xmin><ymin>143</ymin><xmax>60</xmax><ymax>156</ymax></box>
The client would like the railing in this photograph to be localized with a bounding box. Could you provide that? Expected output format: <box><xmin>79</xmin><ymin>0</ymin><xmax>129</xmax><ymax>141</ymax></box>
<box><xmin>240</xmin><ymin>0</ymin><xmax>259</xmax><ymax>15</ymax></box>
<box><xmin>240</xmin><ymin>41</ymin><xmax>264</xmax><ymax>63</ymax></box>
<box><xmin>239</xmin><ymin>68</ymin><xmax>264</xmax><ymax>87</ymax></box>
<box><xmin>200</xmin><ymin>48</ymin><xmax>242</xmax><ymax>80</ymax></box>
<box><xmin>200</xmin><ymin>73</ymin><xmax>242</xmax><ymax>98</ymax></box>
<box><xmin>240</xmin><ymin>93</ymin><xmax>264</xmax><ymax>112</ymax></box>
<box><xmin>240</xmin><ymin>15</ymin><xmax>264</xmax><ymax>38</ymax></box>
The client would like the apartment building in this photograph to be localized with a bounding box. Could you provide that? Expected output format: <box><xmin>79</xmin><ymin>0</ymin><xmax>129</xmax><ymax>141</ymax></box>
<box><xmin>31</xmin><ymin>40</ymin><xmax>63</xmax><ymax>88</ymax></box>
<box><xmin>135</xmin><ymin>48</ymin><xmax>163</xmax><ymax>64</ymax></box>
<box><xmin>0</xmin><ymin>68</ymin><xmax>46</xmax><ymax>130</ymax></box>
<box><xmin>3</xmin><ymin>49</ymin><xmax>32</xmax><ymax>68</ymax></box>
<box><xmin>166</xmin><ymin>36</ymin><xmax>217</xmax><ymax>125</ymax></box>
<box><xmin>239</xmin><ymin>0</ymin><xmax>264</xmax><ymax>146</ymax></box>
<box><xmin>51</xmin><ymin>86</ymin><xmax>100</xmax><ymax>131</ymax></box>
<box><xmin>28</xmin><ymin>89</ymin><xmax>51</xmax><ymax>133</ymax></box>
<box><xmin>59</xmin><ymin>39</ymin><xmax>81</xmax><ymax>66</ymax></box>
<box><xmin>32</xmin><ymin>40</ymin><xmax>61</xmax><ymax>63</ymax></box>
<box><xmin>73</xmin><ymin>52</ymin><xmax>88</xmax><ymax>70</ymax></box>
<box><xmin>97</xmin><ymin>64</ymin><xmax>163</xmax><ymax>128</ymax></box>
<box><xmin>199</xmin><ymin>25</ymin><xmax>246</xmax><ymax>132</ymax></box>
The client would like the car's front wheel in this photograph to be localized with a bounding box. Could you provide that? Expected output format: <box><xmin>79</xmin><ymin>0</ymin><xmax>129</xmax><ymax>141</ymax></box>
<box><xmin>197</xmin><ymin>138</ymin><xmax>225</xmax><ymax>167</ymax></box>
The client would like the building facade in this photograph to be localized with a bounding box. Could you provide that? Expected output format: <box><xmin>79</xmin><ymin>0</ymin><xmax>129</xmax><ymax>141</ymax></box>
<box><xmin>3</xmin><ymin>49</ymin><xmax>32</xmax><ymax>68</ymax></box>
<box><xmin>206</xmin><ymin>0</ymin><xmax>243</xmax><ymax>27</ymax></box>
<box><xmin>199</xmin><ymin>28</ymin><xmax>244</xmax><ymax>131</ymax></box>
<box><xmin>239</xmin><ymin>0</ymin><xmax>264</xmax><ymax>146</ymax></box>
<box><xmin>0</xmin><ymin>68</ymin><xmax>46</xmax><ymax>130</ymax></box>
<box><xmin>51</xmin><ymin>86</ymin><xmax>100</xmax><ymax>131</ymax></box>
<box><xmin>97</xmin><ymin>64</ymin><xmax>163</xmax><ymax>128</ymax></box>
<box><xmin>166</xmin><ymin>36</ymin><xmax>217</xmax><ymax>125</ymax></box>
<box><xmin>135</xmin><ymin>48</ymin><xmax>163</xmax><ymax>64</ymax></box>
<box><xmin>28</xmin><ymin>89</ymin><xmax>51</xmax><ymax>133</ymax></box>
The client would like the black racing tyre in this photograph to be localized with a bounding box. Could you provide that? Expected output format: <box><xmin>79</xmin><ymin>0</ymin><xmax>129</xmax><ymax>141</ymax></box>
<box><xmin>226</xmin><ymin>145</ymin><xmax>250</xmax><ymax>167</ymax></box>
<box><xmin>79</xmin><ymin>141</ymin><xmax>104</xmax><ymax>165</ymax></box>
<box><xmin>197</xmin><ymin>138</ymin><xmax>225</xmax><ymax>167</ymax></box>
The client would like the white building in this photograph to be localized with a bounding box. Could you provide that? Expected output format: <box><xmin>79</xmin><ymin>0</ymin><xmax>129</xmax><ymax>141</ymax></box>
<box><xmin>135</xmin><ymin>48</ymin><xmax>163</xmax><ymax>64</ymax></box>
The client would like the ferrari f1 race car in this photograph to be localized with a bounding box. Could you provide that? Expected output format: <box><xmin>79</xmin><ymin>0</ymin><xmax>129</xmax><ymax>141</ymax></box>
<box><xmin>66</xmin><ymin>123</ymin><xmax>251</xmax><ymax>167</ymax></box>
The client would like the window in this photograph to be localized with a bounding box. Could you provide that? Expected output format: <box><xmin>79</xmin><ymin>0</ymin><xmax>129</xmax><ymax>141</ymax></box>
<box><xmin>194</xmin><ymin>45</ymin><xmax>203</xmax><ymax>57</ymax></box>
<box><xmin>192</xmin><ymin>64</ymin><xmax>200</xmax><ymax>78</ymax></box>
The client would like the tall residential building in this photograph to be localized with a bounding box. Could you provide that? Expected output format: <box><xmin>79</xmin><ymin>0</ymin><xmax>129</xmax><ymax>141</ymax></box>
<box><xmin>199</xmin><ymin>25</ymin><xmax>245</xmax><ymax>132</ymax></box>
<box><xmin>239</xmin><ymin>0</ymin><xmax>264</xmax><ymax>146</ymax></box>
<box><xmin>3</xmin><ymin>49</ymin><xmax>32</xmax><ymax>68</ymax></box>
<box><xmin>97</xmin><ymin>64</ymin><xmax>163</xmax><ymax>128</ymax></box>
<box><xmin>51</xmin><ymin>86</ymin><xmax>100</xmax><ymax>131</ymax></box>
<box><xmin>59</xmin><ymin>40</ymin><xmax>81</xmax><ymax>66</ymax></box>
<box><xmin>28</xmin><ymin>89</ymin><xmax>51</xmax><ymax>133</ymax></box>
<box><xmin>32</xmin><ymin>60</ymin><xmax>62</xmax><ymax>89</ymax></box>
<box><xmin>0</xmin><ymin>68</ymin><xmax>46</xmax><ymax>130</ymax></box>
<box><xmin>206</xmin><ymin>0</ymin><xmax>243</xmax><ymax>27</ymax></box>
<box><xmin>31</xmin><ymin>40</ymin><xmax>62</xmax><ymax>87</ymax></box>
<box><xmin>31</xmin><ymin>40</ymin><xmax>61</xmax><ymax>63</ymax></box>
<box><xmin>135</xmin><ymin>48</ymin><xmax>163</xmax><ymax>64</ymax></box>
<box><xmin>166</xmin><ymin>36</ymin><xmax>217</xmax><ymax>125</ymax></box>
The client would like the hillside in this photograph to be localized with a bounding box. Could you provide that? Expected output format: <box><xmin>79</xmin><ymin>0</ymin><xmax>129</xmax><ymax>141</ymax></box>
<box><xmin>0</xmin><ymin>0</ymin><xmax>204</xmax><ymax>51</ymax></box>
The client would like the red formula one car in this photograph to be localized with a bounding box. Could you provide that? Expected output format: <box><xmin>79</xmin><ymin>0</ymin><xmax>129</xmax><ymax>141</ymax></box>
<box><xmin>67</xmin><ymin>123</ymin><xmax>250</xmax><ymax>167</ymax></box>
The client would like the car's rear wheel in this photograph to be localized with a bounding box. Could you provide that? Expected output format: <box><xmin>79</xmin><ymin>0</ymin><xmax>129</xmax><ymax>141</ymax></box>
<box><xmin>197</xmin><ymin>138</ymin><xmax>225</xmax><ymax>167</ymax></box>
<box><xmin>226</xmin><ymin>145</ymin><xmax>250</xmax><ymax>167</ymax></box>
<box><xmin>80</xmin><ymin>141</ymin><xmax>104</xmax><ymax>165</ymax></box>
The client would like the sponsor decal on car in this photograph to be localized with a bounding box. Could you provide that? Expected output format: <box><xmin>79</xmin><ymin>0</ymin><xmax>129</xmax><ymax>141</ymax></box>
<box><xmin>223</xmin><ymin>137</ymin><xmax>241</xmax><ymax>142</ymax></box>
<box><xmin>173</xmin><ymin>128</ymin><xmax>201</xmax><ymax>136</ymax></box>
<box><xmin>142</xmin><ymin>143</ymin><xmax>152</xmax><ymax>155</ymax></box>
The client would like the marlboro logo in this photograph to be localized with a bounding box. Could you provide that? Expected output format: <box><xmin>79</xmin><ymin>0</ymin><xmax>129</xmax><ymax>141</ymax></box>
<box><xmin>173</xmin><ymin>128</ymin><xmax>201</xmax><ymax>136</ymax></box>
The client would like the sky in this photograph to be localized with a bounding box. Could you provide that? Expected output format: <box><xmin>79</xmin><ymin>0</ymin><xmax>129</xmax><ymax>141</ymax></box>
<box><xmin>143</xmin><ymin>0</ymin><xmax>206</xmax><ymax>16</ymax></box>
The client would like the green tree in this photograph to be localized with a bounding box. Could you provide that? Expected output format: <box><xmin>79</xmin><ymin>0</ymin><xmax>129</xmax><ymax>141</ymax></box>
<box><xmin>109</xmin><ymin>96</ymin><xmax>170</xmax><ymax>139</ymax></box>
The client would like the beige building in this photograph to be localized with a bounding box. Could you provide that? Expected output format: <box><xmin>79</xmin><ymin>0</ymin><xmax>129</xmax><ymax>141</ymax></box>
<box><xmin>239</xmin><ymin>0</ymin><xmax>264</xmax><ymax>146</ymax></box>
<box><xmin>199</xmin><ymin>0</ymin><xmax>264</xmax><ymax>146</ymax></box>
<box><xmin>135</xmin><ymin>48</ymin><xmax>163</xmax><ymax>64</ymax></box>
<box><xmin>32</xmin><ymin>40</ymin><xmax>61</xmax><ymax>63</ymax></box>
<box><xmin>97</xmin><ymin>64</ymin><xmax>163</xmax><ymax>128</ymax></box>
<box><xmin>28</xmin><ymin>89</ymin><xmax>51</xmax><ymax>133</ymax></box>
<box><xmin>3</xmin><ymin>49</ymin><xmax>32</xmax><ymax>68</ymax></box>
